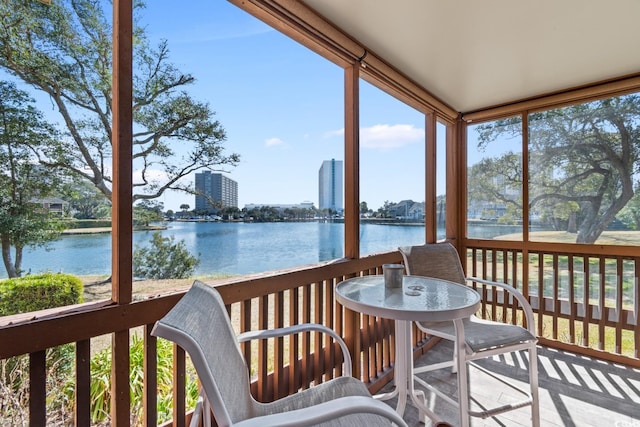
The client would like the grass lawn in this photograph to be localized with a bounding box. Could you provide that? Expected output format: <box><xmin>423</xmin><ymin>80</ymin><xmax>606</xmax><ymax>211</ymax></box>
<box><xmin>497</xmin><ymin>230</ymin><xmax>640</xmax><ymax>245</ymax></box>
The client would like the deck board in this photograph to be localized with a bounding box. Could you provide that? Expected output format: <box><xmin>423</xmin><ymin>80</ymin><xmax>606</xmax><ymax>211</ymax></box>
<box><xmin>379</xmin><ymin>341</ymin><xmax>640</xmax><ymax>426</ymax></box>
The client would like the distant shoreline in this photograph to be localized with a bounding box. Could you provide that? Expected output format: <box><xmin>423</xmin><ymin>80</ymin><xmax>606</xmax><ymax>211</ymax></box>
<box><xmin>61</xmin><ymin>225</ymin><xmax>167</xmax><ymax>235</ymax></box>
<box><xmin>60</xmin><ymin>218</ymin><xmax>428</xmax><ymax>234</ymax></box>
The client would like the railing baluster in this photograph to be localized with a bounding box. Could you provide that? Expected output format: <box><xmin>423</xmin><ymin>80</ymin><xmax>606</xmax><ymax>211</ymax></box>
<box><xmin>240</xmin><ymin>299</ymin><xmax>252</xmax><ymax>372</ymax></box>
<box><xmin>289</xmin><ymin>287</ymin><xmax>300</xmax><ymax>394</ymax></box>
<box><xmin>172</xmin><ymin>344</ymin><xmax>185</xmax><ymax>427</ymax></box>
<box><xmin>568</xmin><ymin>256</ymin><xmax>576</xmax><ymax>344</ymax></box>
<box><xmin>75</xmin><ymin>339</ymin><xmax>91</xmax><ymax>427</ymax></box>
<box><xmin>325</xmin><ymin>280</ymin><xmax>335</xmax><ymax>380</ymax></box>
<box><xmin>313</xmin><ymin>281</ymin><xmax>324</xmax><ymax>385</ymax></box>
<box><xmin>112</xmin><ymin>330</ymin><xmax>131</xmax><ymax>426</ymax></box>
<box><xmin>29</xmin><ymin>350</ymin><xmax>46</xmax><ymax>427</ymax></box>
<box><xmin>481</xmin><ymin>249</ymin><xmax>488</xmax><ymax>317</ymax></box>
<box><xmin>553</xmin><ymin>253</ymin><xmax>560</xmax><ymax>340</ymax></box>
<box><xmin>257</xmin><ymin>294</ymin><xmax>269</xmax><ymax>402</ymax></box>
<box><xmin>599</xmin><ymin>257</ymin><xmax>606</xmax><ymax>350</ymax></box>
<box><xmin>343</xmin><ymin>305</ymin><xmax>361</xmax><ymax>380</ymax></box>
<box><xmin>537</xmin><ymin>252</ymin><xmax>544</xmax><ymax>335</ymax></box>
<box><xmin>143</xmin><ymin>325</ymin><xmax>157</xmax><ymax>427</ymax></box>
<box><xmin>616</xmin><ymin>258</ymin><xmax>624</xmax><ymax>354</ymax></box>
<box><xmin>334</xmin><ymin>280</ymin><xmax>345</xmax><ymax>378</ymax></box>
<box><xmin>362</xmin><ymin>314</ymin><xmax>372</xmax><ymax>382</ymax></box>
<box><xmin>374</xmin><ymin>314</ymin><xmax>384</xmax><ymax>379</ymax></box>
<box><xmin>501</xmin><ymin>249</ymin><xmax>508</xmax><ymax>323</ymax></box>
<box><xmin>273</xmin><ymin>290</ymin><xmax>285</xmax><ymax>399</ymax></box>
<box><xmin>302</xmin><ymin>283</ymin><xmax>312</xmax><ymax>388</ymax></box>
<box><xmin>583</xmin><ymin>255</ymin><xmax>591</xmax><ymax>347</ymax></box>
<box><xmin>491</xmin><ymin>249</ymin><xmax>498</xmax><ymax>320</ymax></box>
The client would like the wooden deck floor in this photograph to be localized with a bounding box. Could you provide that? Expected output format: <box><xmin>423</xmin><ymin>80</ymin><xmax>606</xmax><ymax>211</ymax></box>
<box><xmin>379</xmin><ymin>341</ymin><xmax>640</xmax><ymax>427</ymax></box>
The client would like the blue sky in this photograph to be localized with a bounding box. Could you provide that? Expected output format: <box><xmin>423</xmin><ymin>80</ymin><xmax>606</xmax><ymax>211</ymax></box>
<box><xmin>142</xmin><ymin>0</ymin><xmax>436</xmax><ymax>212</ymax></box>
<box><xmin>5</xmin><ymin>0</ymin><xmax>448</xmax><ymax>212</ymax></box>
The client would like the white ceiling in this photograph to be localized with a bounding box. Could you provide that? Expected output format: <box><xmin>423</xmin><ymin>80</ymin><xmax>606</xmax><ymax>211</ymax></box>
<box><xmin>303</xmin><ymin>0</ymin><xmax>640</xmax><ymax>113</ymax></box>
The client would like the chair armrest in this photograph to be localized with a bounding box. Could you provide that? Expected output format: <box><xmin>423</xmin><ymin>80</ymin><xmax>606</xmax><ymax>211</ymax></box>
<box><xmin>232</xmin><ymin>395</ymin><xmax>408</xmax><ymax>427</ymax></box>
<box><xmin>236</xmin><ymin>323</ymin><xmax>352</xmax><ymax>376</ymax></box>
<box><xmin>466</xmin><ymin>276</ymin><xmax>536</xmax><ymax>335</ymax></box>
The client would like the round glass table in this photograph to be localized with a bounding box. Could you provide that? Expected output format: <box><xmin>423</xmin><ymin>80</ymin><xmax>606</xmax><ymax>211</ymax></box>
<box><xmin>335</xmin><ymin>275</ymin><xmax>481</xmax><ymax>426</ymax></box>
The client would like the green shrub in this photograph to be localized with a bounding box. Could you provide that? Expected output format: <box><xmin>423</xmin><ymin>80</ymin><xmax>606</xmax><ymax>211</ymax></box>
<box><xmin>0</xmin><ymin>273</ymin><xmax>83</xmax><ymax>316</ymax></box>
<box><xmin>133</xmin><ymin>231</ymin><xmax>199</xmax><ymax>279</ymax></box>
<box><xmin>80</xmin><ymin>334</ymin><xmax>199</xmax><ymax>425</ymax></box>
<box><xmin>0</xmin><ymin>273</ymin><xmax>83</xmax><ymax>425</ymax></box>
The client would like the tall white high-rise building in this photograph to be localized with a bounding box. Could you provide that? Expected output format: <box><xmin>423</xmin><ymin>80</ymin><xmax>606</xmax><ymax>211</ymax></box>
<box><xmin>195</xmin><ymin>171</ymin><xmax>238</xmax><ymax>212</ymax></box>
<box><xmin>318</xmin><ymin>159</ymin><xmax>343</xmax><ymax>212</ymax></box>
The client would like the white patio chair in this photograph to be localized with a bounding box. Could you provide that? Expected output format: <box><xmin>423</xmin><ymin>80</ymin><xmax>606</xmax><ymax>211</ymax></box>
<box><xmin>151</xmin><ymin>280</ymin><xmax>408</xmax><ymax>427</ymax></box>
<box><xmin>399</xmin><ymin>243</ymin><xmax>540</xmax><ymax>426</ymax></box>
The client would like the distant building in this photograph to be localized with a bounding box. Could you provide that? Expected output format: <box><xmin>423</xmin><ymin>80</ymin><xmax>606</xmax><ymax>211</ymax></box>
<box><xmin>34</xmin><ymin>197</ymin><xmax>69</xmax><ymax>216</ymax></box>
<box><xmin>244</xmin><ymin>202</ymin><xmax>315</xmax><ymax>212</ymax></box>
<box><xmin>194</xmin><ymin>171</ymin><xmax>238</xmax><ymax>212</ymax></box>
<box><xmin>318</xmin><ymin>159</ymin><xmax>343</xmax><ymax>212</ymax></box>
<box><xmin>389</xmin><ymin>200</ymin><xmax>424</xmax><ymax>221</ymax></box>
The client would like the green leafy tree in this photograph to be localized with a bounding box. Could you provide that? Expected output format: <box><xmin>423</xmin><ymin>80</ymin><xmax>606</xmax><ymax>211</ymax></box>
<box><xmin>132</xmin><ymin>231</ymin><xmax>199</xmax><ymax>279</ymax></box>
<box><xmin>616</xmin><ymin>188</ymin><xmax>640</xmax><ymax>230</ymax></box>
<box><xmin>0</xmin><ymin>81</ymin><xmax>65</xmax><ymax>277</ymax></box>
<box><xmin>0</xmin><ymin>0</ymin><xmax>239</xmax><ymax>204</ymax></box>
<box><xmin>219</xmin><ymin>206</ymin><xmax>240</xmax><ymax>220</ymax></box>
<box><xmin>475</xmin><ymin>95</ymin><xmax>640</xmax><ymax>243</ymax></box>
<box><xmin>359</xmin><ymin>201</ymin><xmax>372</xmax><ymax>217</ymax></box>
<box><xmin>468</xmin><ymin>152</ymin><xmax>522</xmax><ymax>220</ymax></box>
<box><xmin>133</xmin><ymin>206</ymin><xmax>162</xmax><ymax>228</ymax></box>
<box><xmin>59</xmin><ymin>179</ymin><xmax>110</xmax><ymax>219</ymax></box>
<box><xmin>377</xmin><ymin>201</ymin><xmax>394</xmax><ymax>218</ymax></box>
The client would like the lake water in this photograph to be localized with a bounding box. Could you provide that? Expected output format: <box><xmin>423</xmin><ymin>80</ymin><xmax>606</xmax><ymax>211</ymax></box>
<box><xmin>9</xmin><ymin>221</ymin><xmax>524</xmax><ymax>279</ymax></box>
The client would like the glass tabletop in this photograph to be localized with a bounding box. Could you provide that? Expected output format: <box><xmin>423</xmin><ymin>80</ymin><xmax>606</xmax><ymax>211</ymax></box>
<box><xmin>335</xmin><ymin>275</ymin><xmax>480</xmax><ymax>322</ymax></box>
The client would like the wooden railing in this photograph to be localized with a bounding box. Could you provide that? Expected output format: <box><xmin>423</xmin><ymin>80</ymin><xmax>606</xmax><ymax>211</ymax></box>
<box><xmin>465</xmin><ymin>240</ymin><xmax>640</xmax><ymax>365</ymax></box>
<box><xmin>3</xmin><ymin>243</ymin><xmax>640</xmax><ymax>425</ymax></box>
<box><xmin>0</xmin><ymin>251</ymin><xmax>406</xmax><ymax>426</ymax></box>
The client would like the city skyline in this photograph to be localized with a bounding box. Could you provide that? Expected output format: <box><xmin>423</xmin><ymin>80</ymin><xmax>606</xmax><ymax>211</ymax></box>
<box><xmin>142</xmin><ymin>1</ymin><xmax>434</xmax><ymax>213</ymax></box>
<box><xmin>1</xmin><ymin>1</ymin><xmax>442</xmax><ymax>213</ymax></box>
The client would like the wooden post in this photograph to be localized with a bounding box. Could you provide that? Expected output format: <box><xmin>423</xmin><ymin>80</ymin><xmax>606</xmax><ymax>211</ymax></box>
<box><xmin>344</xmin><ymin>63</ymin><xmax>360</xmax><ymax>259</ymax></box>
<box><xmin>111</xmin><ymin>0</ymin><xmax>133</xmax><ymax>425</ymax></box>
<box><xmin>425</xmin><ymin>112</ymin><xmax>437</xmax><ymax>243</ymax></box>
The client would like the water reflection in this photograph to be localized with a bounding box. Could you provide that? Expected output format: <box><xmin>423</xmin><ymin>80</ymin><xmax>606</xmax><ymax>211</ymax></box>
<box><xmin>15</xmin><ymin>221</ymin><xmax>522</xmax><ymax>279</ymax></box>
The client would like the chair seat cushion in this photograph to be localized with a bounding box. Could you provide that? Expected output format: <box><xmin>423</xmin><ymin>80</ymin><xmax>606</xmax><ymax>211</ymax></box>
<box><xmin>418</xmin><ymin>315</ymin><xmax>536</xmax><ymax>353</ymax></box>
<box><xmin>259</xmin><ymin>376</ymin><xmax>395</xmax><ymax>426</ymax></box>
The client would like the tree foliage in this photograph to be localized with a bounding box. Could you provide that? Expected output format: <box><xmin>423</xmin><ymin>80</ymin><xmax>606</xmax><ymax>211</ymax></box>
<box><xmin>133</xmin><ymin>200</ymin><xmax>163</xmax><ymax>227</ymax></box>
<box><xmin>473</xmin><ymin>95</ymin><xmax>640</xmax><ymax>243</ymax></box>
<box><xmin>616</xmin><ymin>187</ymin><xmax>640</xmax><ymax>230</ymax></box>
<box><xmin>132</xmin><ymin>231</ymin><xmax>199</xmax><ymax>279</ymax></box>
<box><xmin>0</xmin><ymin>81</ymin><xmax>65</xmax><ymax>277</ymax></box>
<box><xmin>0</xmin><ymin>0</ymin><xmax>239</xmax><ymax>204</ymax></box>
<box><xmin>59</xmin><ymin>178</ymin><xmax>110</xmax><ymax>219</ymax></box>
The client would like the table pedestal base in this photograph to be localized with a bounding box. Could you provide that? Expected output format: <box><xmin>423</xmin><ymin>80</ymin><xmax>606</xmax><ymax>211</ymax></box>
<box><xmin>374</xmin><ymin>320</ymin><xmax>469</xmax><ymax>427</ymax></box>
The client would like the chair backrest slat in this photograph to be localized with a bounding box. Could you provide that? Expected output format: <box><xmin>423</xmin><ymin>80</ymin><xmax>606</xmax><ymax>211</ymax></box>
<box><xmin>399</xmin><ymin>243</ymin><xmax>466</xmax><ymax>284</ymax></box>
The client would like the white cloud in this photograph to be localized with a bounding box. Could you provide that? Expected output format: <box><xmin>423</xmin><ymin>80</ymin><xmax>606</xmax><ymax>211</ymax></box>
<box><xmin>324</xmin><ymin>124</ymin><xmax>423</xmax><ymax>150</ymax></box>
<box><xmin>361</xmin><ymin>124</ymin><xmax>423</xmax><ymax>149</ymax></box>
<box><xmin>265</xmin><ymin>137</ymin><xmax>284</xmax><ymax>147</ymax></box>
